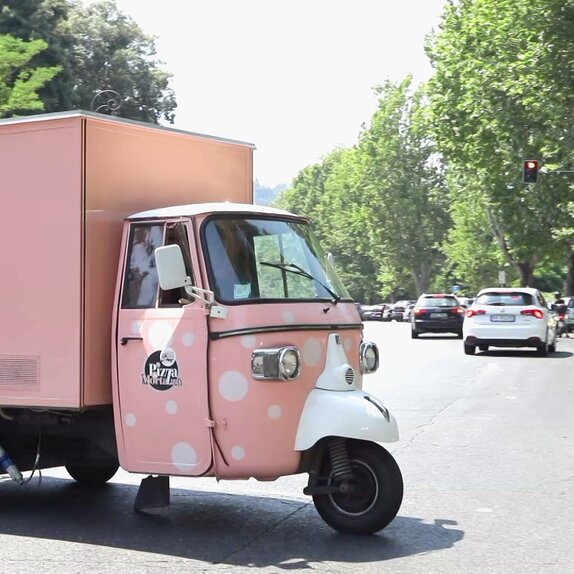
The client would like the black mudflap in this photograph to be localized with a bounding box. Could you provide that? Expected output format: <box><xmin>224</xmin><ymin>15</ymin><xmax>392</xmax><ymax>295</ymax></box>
<box><xmin>134</xmin><ymin>475</ymin><xmax>170</xmax><ymax>514</ymax></box>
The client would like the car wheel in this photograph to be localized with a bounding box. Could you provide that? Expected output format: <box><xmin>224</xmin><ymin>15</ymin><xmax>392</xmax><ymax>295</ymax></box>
<box><xmin>464</xmin><ymin>343</ymin><xmax>476</xmax><ymax>355</ymax></box>
<box><xmin>66</xmin><ymin>462</ymin><xmax>119</xmax><ymax>485</ymax></box>
<box><xmin>456</xmin><ymin>329</ymin><xmax>463</xmax><ymax>339</ymax></box>
<box><xmin>479</xmin><ymin>345</ymin><xmax>489</xmax><ymax>352</ymax></box>
<box><xmin>411</xmin><ymin>329</ymin><xmax>419</xmax><ymax>339</ymax></box>
<box><xmin>312</xmin><ymin>441</ymin><xmax>403</xmax><ymax>535</ymax></box>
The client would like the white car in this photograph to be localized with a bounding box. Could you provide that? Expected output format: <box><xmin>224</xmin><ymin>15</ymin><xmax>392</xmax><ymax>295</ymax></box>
<box><xmin>463</xmin><ymin>287</ymin><xmax>557</xmax><ymax>356</ymax></box>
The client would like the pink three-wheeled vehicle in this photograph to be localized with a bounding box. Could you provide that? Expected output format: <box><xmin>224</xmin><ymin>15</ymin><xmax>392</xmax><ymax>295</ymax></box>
<box><xmin>113</xmin><ymin>202</ymin><xmax>403</xmax><ymax>535</ymax></box>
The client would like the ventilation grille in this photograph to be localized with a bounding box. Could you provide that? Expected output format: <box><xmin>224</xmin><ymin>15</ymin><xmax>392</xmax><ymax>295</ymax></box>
<box><xmin>345</xmin><ymin>367</ymin><xmax>355</xmax><ymax>386</ymax></box>
<box><xmin>0</xmin><ymin>355</ymin><xmax>40</xmax><ymax>388</ymax></box>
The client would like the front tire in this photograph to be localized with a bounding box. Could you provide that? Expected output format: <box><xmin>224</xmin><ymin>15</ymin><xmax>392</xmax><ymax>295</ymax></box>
<box><xmin>66</xmin><ymin>462</ymin><xmax>119</xmax><ymax>485</ymax></box>
<box><xmin>312</xmin><ymin>441</ymin><xmax>403</xmax><ymax>535</ymax></box>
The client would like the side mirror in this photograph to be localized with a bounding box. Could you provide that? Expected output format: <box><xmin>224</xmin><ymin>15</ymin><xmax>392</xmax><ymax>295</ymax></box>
<box><xmin>154</xmin><ymin>244</ymin><xmax>188</xmax><ymax>290</ymax></box>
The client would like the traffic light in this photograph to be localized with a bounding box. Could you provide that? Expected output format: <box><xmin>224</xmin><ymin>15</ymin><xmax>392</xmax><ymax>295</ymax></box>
<box><xmin>523</xmin><ymin>159</ymin><xmax>539</xmax><ymax>183</ymax></box>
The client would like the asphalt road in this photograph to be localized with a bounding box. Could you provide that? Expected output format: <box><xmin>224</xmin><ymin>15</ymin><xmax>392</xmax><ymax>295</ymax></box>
<box><xmin>1</xmin><ymin>321</ymin><xmax>573</xmax><ymax>573</ymax></box>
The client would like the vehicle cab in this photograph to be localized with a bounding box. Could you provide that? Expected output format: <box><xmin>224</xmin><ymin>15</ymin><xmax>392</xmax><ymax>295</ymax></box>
<box><xmin>110</xmin><ymin>202</ymin><xmax>402</xmax><ymax>535</ymax></box>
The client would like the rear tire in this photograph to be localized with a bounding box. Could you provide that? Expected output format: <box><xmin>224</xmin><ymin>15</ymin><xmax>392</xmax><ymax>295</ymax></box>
<box><xmin>312</xmin><ymin>441</ymin><xmax>403</xmax><ymax>535</ymax></box>
<box><xmin>411</xmin><ymin>329</ymin><xmax>419</xmax><ymax>339</ymax></box>
<box><xmin>479</xmin><ymin>345</ymin><xmax>489</xmax><ymax>352</ymax></box>
<box><xmin>464</xmin><ymin>343</ymin><xmax>476</xmax><ymax>355</ymax></box>
<box><xmin>66</xmin><ymin>462</ymin><xmax>119</xmax><ymax>485</ymax></box>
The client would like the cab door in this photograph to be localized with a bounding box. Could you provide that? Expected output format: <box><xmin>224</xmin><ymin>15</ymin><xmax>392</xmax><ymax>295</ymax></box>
<box><xmin>114</xmin><ymin>220</ymin><xmax>213</xmax><ymax>476</ymax></box>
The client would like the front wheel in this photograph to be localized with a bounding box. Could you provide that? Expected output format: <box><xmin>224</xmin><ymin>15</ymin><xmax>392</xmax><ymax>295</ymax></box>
<box><xmin>66</xmin><ymin>462</ymin><xmax>119</xmax><ymax>485</ymax></box>
<box><xmin>312</xmin><ymin>441</ymin><xmax>403</xmax><ymax>535</ymax></box>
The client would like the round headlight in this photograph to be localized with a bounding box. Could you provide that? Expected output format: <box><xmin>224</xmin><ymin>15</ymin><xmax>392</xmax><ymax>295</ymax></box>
<box><xmin>360</xmin><ymin>341</ymin><xmax>379</xmax><ymax>374</ymax></box>
<box><xmin>279</xmin><ymin>347</ymin><xmax>300</xmax><ymax>379</ymax></box>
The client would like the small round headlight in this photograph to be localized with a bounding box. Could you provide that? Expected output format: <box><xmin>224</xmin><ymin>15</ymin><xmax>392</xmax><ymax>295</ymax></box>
<box><xmin>279</xmin><ymin>347</ymin><xmax>300</xmax><ymax>379</ymax></box>
<box><xmin>360</xmin><ymin>341</ymin><xmax>379</xmax><ymax>374</ymax></box>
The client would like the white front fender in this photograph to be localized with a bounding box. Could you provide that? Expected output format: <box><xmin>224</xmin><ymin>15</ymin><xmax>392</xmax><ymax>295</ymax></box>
<box><xmin>294</xmin><ymin>388</ymin><xmax>399</xmax><ymax>451</ymax></box>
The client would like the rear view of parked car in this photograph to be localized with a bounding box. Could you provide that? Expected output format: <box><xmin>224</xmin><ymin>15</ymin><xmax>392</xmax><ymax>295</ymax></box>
<box><xmin>359</xmin><ymin>303</ymin><xmax>385</xmax><ymax>321</ymax></box>
<box><xmin>411</xmin><ymin>293</ymin><xmax>465</xmax><ymax>338</ymax></box>
<box><xmin>463</xmin><ymin>287</ymin><xmax>557</xmax><ymax>356</ymax></box>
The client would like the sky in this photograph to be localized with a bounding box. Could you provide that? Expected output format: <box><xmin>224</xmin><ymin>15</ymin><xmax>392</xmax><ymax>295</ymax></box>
<box><xmin>109</xmin><ymin>0</ymin><xmax>447</xmax><ymax>187</ymax></box>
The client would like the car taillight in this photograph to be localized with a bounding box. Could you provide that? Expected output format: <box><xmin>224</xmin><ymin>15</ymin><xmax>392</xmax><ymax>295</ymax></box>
<box><xmin>466</xmin><ymin>309</ymin><xmax>486</xmax><ymax>318</ymax></box>
<box><xmin>455</xmin><ymin>307</ymin><xmax>465</xmax><ymax>314</ymax></box>
<box><xmin>520</xmin><ymin>308</ymin><xmax>544</xmax><ymax>319</ymax></box>
<box><xmin>413</xmin><ymin>308</ymin><xmax>427</xmax><ymax>316</ymax></box>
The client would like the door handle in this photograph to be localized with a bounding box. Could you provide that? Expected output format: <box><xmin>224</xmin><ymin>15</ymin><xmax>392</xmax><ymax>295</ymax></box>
<box><xmin>120</xmin><ymin>336</ymin><xmax>144</xmax><ymax>346</ymax></box>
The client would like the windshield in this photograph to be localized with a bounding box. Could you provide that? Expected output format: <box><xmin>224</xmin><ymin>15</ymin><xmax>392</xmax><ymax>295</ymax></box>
<box><xmin>203</xmin><ymin>216</ymin><xmax>350</xmax><ymax>303</ymax></box>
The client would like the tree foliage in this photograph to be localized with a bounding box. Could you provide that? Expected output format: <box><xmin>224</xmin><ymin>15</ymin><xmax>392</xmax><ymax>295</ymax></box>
<box><xmin>0</xmin><ymin>0</ymin><xmax>176</xmax><ymax>123</ymax></box>
<box><xmin>278</xmin><ymin>78</ymin><xmax>450</xmax><ymax>302</ymax></box>
<box><xmin>359</xmin><ymin>78</ymin><xmax>450</xmax><ymax>297</ymax></box>
<box><xmin>427</xmin><ymin>0</ymin><xmax>574</xmax><ymax>289</ymax></box>
<box><xmin>0</xmin><ymin>33</ymin><xmax>60</xmax><ymax>116</ymax></box>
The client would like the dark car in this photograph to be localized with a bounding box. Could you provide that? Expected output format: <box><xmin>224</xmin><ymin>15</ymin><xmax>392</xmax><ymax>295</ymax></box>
<box><xmin>411</xmin><ymin>293</ymin><xmax>465</xmax><ymax>338</ymax></box>
<box><xmin>359</xmin><ymin>303</ymin><xmax>385</xmax><ymax>321</ymax></box>
<box><xmin>388</xmin><ymin>300</ymin><xmax>411</xmax><ymax>322</ymax></box>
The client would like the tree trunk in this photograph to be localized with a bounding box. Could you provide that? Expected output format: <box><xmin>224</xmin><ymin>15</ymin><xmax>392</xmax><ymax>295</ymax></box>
<box><xmin>566</xmin><ymin>251</ymin><xmax>574</xmax><ymax>296</ymax></box>
<box><xmin>516</xmin><ymin>261</ymin><xmax>535</xmax><ymax>287</ymax></box>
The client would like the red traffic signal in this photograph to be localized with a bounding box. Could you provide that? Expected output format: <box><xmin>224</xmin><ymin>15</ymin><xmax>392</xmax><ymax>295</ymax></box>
<box><xmin>523</xmin><ymin>159</ymin><xmax>539</xmax><ymax>183</ymax></box>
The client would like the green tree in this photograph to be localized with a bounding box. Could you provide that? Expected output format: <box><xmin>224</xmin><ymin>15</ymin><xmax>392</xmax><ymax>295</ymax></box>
<box><xmin>427</xmin><ymin>0</ymin><xmax>574</xmax><ymax>290</ymax></box>
<box><xmin>358</xmin><ymin>78</ymin><xmax>450</xmax><ymax>298</ymax></box>
<box><xmin>276</xmin><ymin>148</ymin><xmax>383</xmax><ymax>303</ymax></box>
<box><xmin>0</xmin><ymin>33</ymin><xmax>60</xmax><ymax>116</ymax></box>
<box><xmin>0</xmin><ymin>0</ymin><xmax>176</xmax><ymax>123</ymax></box>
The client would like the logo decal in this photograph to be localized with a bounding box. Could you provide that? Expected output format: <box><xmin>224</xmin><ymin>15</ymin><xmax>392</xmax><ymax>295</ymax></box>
<box><xmin>142</xmin><ymin>347</ymin><xmax>182</xmax><ymax>391</ymax></box>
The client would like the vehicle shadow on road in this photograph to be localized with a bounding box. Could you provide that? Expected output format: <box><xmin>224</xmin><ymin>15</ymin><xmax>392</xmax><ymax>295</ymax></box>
<box><xmin>478</xmin><ymin>349</ymin><xmax>573</xmax><ymax>358</ymax></box>
<box><xmin>0</xmin><ymin>477</ymin><xmax>463</xmax><ymax>567</ymax></box>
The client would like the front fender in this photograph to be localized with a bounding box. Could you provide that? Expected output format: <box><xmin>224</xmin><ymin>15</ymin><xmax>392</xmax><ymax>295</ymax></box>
<box><xmin>294</xmin><ymin>388</ymin><xmax>399</xmax><ymax>451</ymax></box>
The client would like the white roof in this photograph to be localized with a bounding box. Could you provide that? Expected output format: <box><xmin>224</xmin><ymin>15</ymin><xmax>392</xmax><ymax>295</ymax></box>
<box><xmin>476</xmin><ymin>286</ymin><xmax>539</xmax><ymax>295</ymax></box>
<box><xmin>128</xmin><ymin>202</ymin><xmax>305</xmax><ymax>221</ymax></box>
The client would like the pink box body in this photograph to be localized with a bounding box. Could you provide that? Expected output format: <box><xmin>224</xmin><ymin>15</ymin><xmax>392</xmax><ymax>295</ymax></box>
<box><xmin>0</xmin><ymin>111</ymin><xmax>254</xmax><ymax>409</ymax></box>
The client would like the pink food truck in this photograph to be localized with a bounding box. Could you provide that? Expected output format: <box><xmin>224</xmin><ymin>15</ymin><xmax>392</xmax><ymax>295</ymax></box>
<box><xmin>0</xmin><ymin>111</ymin><xmax>402</xmax><ymax>534</ymax></box>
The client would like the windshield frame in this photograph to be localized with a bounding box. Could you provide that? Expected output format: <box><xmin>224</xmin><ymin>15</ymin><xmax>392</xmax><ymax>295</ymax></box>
<box><xmin>200</xmin><ymin>213</ymin><xmax>351</xmax><ymax>305</ymax></box>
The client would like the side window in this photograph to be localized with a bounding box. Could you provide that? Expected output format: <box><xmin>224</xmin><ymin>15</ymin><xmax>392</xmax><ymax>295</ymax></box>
<box><xmin>122</xmin><ymin>224</ymin><xmax>164</xmax><ymax>308</ymax></box>
<box><xmin>158</xmin><ymin>222</ymin><xmax>195</xmax><ymax>307</ymax></box>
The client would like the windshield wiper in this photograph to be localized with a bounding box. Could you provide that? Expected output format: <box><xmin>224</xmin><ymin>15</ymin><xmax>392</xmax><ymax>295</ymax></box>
<box><xmin>260</xmin><ymin>261</ymin><xmax>341</xmax><ymax>303</ymax></box>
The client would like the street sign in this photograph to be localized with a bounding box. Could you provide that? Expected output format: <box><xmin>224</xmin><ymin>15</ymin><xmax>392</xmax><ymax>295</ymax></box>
<box><xmin>450</xmin><ymin>284</ymin><xmax>461</xmax><ymax>293</ymax></box>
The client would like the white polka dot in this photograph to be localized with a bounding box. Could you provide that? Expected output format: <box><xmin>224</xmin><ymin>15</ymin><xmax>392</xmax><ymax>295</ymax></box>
<box><xmin>231</xmin><ymin>446</ymin><xmax>245</xmax><ymax>460</ymax></box>
<box><xmin>148</xmin><ymin>322</ymin><xmax>173</xmax><ymax>350</ymax></box>
<box><xmin>241</xmin><ymin>335</ymin><xmax>257</xmax><ymax>349</ymax></box>
<box><xmin>268</xmin><ymin>405</ymin><xmax>283</xmax><ymax>419</ymax></box>
<box><xmin>125</xmin><ymin>413</ymin><xmax>137</xmax><ymax>427</ymax></box>
<box><xmin>219</xmin><ymin>371</ymin><xmax>249</xmax><ymax>401</ymax></box>
<box><xmin>344</xmin><ymin>338</ymin><xmax>352</xmax><ymax>352</ymax></box>
<box><xmin>166</xmin><ymin>400</ymin><xmax>178</xmax><ymax>415</ymax></box>
<box><xmin>303</xmin><ymin>338</ymin><xmax>322</xmax><ymax>367</ymax></box>
<box><xmin>283</xmin><ymin>311</ymin><xmax>295</xmax><ymax>324</ymax></box>
<box><xmin>131</xmin><ymin>321</ymin><xmax>143</xmax><ymax>335</ymax></box>
<box><xmin>182</xmin><ymin>332</ymin><xmax>195</xmax><ymax>347</ymax></box>
<box><xmin>172</xmin><ymin>442</ymin><xmax>198</xmax><ymax>472</ymax></box>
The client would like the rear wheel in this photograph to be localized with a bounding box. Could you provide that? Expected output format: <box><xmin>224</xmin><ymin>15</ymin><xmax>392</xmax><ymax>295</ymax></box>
<box><xmin>479</xmin><ymin>345</ymin><xmax>489</xmax><ymax>352</ymax></box>
<box><xmin>66</xmin><ymin>462</ymin><xmax>119</xmax><ymax>485</ymax></box>
<box><xmin>312</xmin><ymin>441</ymin><xmax>403</xmax><ymax>535</ymax></box>
<box><xmin>411</xmin><ymin>329</ymin><xmax>419</xmax><ymax>339</ymax></box>
<box><xmin>464</xmin><ymin>343</ymin><xmax>476</xmax><ymax>355</ymax></box>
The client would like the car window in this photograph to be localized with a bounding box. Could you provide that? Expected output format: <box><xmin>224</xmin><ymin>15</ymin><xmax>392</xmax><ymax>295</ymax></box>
<box><xmin>476</xmin><ymin>292</ymin><xmax>534</xmax><ymax>306</ymax></box>
<box><xmin>419</xmin><ymin>297</ymin><xmax>457</xmax><ymax>308</ymax></box>
<box><xmin>568</xmin><ymin>298</ymin><xmax>574</xmax><ymax>308</ymax></box>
